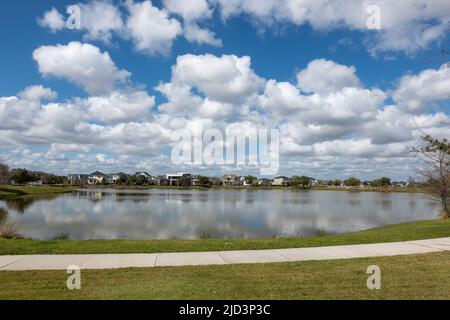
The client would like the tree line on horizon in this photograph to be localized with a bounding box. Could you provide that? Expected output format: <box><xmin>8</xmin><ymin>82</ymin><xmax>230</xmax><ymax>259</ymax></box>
<box><xmin>0</xmin><ymin>165</ymin><xmax>412</xmax><ymax>188</ymax></box>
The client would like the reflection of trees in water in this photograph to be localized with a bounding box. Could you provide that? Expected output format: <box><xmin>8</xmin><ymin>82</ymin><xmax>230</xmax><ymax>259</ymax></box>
<box><xmin>86</xmin><ymin>196</ymin><xmax>152</xmax><ymax>205</ymax></box>
<box><xmin>6</xmin><ymin>198</ymin><xmax>35</xmax><ymax>215</ymax></box>
<box><xmin>78</xmin><ymin>190</ymin><xmax>207</xmax><ymax>205</ymax></box>
<box><xmin>409</xmin><ymin>201</ymin><xmax>417</xmax><ymax>211</ymax></box>
<box><xmin>11</xmin><ymin>190</ymin><xmax>440</xmax><ymax>240</ymax></box>
<box><xmin>0</xmin><ymin>207</ymin><xmax>8</xmax><ymax>224</ymax></box>
<box><xmin>5</xmin><ymin>195</ymin><xmax>59</xmax><ymax>215</ymax></box>
<box><xmin>78</xmin><ymin>190</ymin><xmax>154</xmax><ymax>204</ymax></box>
<box><xmin>381</xmin><ymin>200</ymin><xmax>393</xmax><ymax>211</ymax></box>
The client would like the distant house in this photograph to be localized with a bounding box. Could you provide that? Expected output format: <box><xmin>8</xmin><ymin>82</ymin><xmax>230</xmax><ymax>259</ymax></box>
<box><xmin>128</xmin><ymin>172</ymin><xmax>151</xmax><ymax>185</ymax></box>
<box><xmin>166</xmin><ymin>173</ymin><xmax>192</xmax><ymax>186</ymax></box>
<box><xmin>191</xmin><ymin>175</ymin><xmax>202</xmax><ymax>186</ymax></box>
<box><xmin>105</xmin><ymin>174</ymin><xmax>121</xmax><ymax>184</ymax></box>
<box><xmin>147</xmin><ymin>176</ymin><xmax>159</xmax><ymax>185</ymax></box>
<box><xmin>156</xmin><ymin>175</ymin><xmax>169</xmax><ymax>186</ymax></box>
<box><xmin>258</xmin><ymin>178</ymin><xmax>273</xmax><ymax>186</ymax></box>
<box><xmin>241</xmin><ymin>176</ymin><xmax>257</xmax><ymax>186</ymax></box>
<box><xmin>361</xmin><ymin>181</ymin><xmax>372</xmax><ymax>188</ymax></box>
<box><xmin>209</xmin><ymin>177</ymin><xmax>224</xmax><ymax>186</ymax></box>
<box><xmin>135</xmin><ymin>172</ymin><xmax>151</xmax><ymax>180</ymax></box>
<box><xmin>67</xmin><ymin>174</ymin><xmax>89</xmax><ymax>185</ymax></box>
<box><xmin>223</xmin><ymin>174</ymin><xmax>242</xmax><ymax>186</ymax></box>
<box><xmin>272</xmin><ymin>176</ymin><xmax>289</xmax><ymax>186</ymax></box>
<box><xmin>27</xmin><ymin>180</ymin><xmax>43</xmax><ymax>186</ymax></box>
<box><xmin>393</xmin><ymin>181</ymin><xmax>407</xmax><ymax>188</ymax></box>
<box><xmin>88</xmin><ymin>171</ymin><xmax>106</xmax><ymax>185</ymax></box>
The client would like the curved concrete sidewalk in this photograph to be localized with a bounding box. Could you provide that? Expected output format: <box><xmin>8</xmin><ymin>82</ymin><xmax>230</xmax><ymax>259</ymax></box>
<box><xmin>1</xmin><ymin>237</ymin><xmax>450</xmax><ymax>271</ymax></box>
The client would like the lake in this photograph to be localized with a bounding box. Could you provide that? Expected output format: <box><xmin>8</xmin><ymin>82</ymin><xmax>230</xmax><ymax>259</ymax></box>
<box><xmin>0</xmin><ymin>189</ymin><xmax>440</xmax><ymax>240</ymax></box>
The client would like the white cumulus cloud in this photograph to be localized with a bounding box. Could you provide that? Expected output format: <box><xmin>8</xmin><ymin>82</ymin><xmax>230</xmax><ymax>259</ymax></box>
<box><xmin>33</xmin><ymin>42</ymin><xmax>131</xmax><ymax>95</ymax></box>
<box><xmin>37</xmin><ymin>7</ymin><xmax>65</xmax><ymax>32</ymax></box>
<box><xmin>125</xmin><ymin>0</ymin><xmax>182</xmax><ymax>56</ymax></box>
<box><xmin>169</xmin><ymin>53</ymin><xmax>265</xmax><ymax>103</ymax></box>
<box><xmin>297</xmin><ymin>59</ymin><xmax>361</xmax><ymax>94</ymax></box>
<box><xmin>393</xmin><ymin>64</ymin><xmax>450</xmax><ymax>113</ymax></box>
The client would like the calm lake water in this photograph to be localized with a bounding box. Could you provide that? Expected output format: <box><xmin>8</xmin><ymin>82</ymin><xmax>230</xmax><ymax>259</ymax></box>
<box><xmin>0</xmin><ymin>189</ymin><xmax>440</xmax><ymax>240</ymax></box>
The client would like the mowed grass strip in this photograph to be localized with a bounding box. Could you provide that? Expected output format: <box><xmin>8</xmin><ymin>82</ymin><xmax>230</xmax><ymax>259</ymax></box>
<box><xmin>1</xmin><ymin>219</ymin><xmax>449</xmax><ymax>255</ymax></box>
<box><xmin>0</xmin><ymin>185</ymin><xmax>76</xmax><ymax>196</ymax></box>
<box><xmin>0</xmin><ymin>251</ymin><xmax>449</xmax><ymax>300</ymax></box>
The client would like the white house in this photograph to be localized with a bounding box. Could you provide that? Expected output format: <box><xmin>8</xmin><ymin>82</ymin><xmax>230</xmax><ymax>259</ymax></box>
<box><xmin>272</xmin><ymin>176</ymin><xmax>289</xmax><ymax>186</ymax></box>
<box><xmin>166</xmin><ymin>173</ymin><xmax>192</xmax><ymax>186</ymax></box>
<box><xmin>88</xmin><ymin>171</ymin><xmax>105</xmax><ymax>185</ymax></box>
<box><xmin>223</xmin><ymin>174</ymin><xmax>241</xmax><ymax>186</ymax></box>
<box><xmin>67</xmin><ymin>174</ymin><xmax>89</xmax><ymax>184</ymax></box>
<box><xmin>105</xmin><ymin>174</ymin><xmax>122</xmax><ymax>184</ymax></box>
<box><xmin>258</xmin><ymin>178</ymin><xmax>273</xmax><ymax>186</ymax></box>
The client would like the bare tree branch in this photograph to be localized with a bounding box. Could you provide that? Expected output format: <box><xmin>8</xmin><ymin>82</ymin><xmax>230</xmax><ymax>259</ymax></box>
<box><xmin>412</xmin><ymin>135</ymin><xmax>450</xmax><ymax>218</ymax></box>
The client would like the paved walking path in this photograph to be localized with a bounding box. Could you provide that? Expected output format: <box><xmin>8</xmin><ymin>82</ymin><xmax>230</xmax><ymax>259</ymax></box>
<box><xmin>1</xmin><ymin>237</ymin><xmax>450</xmax><ymax>271</ymax></box>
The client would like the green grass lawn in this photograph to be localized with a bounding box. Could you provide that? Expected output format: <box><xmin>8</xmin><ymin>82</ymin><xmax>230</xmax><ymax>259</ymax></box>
<box><xmin>0</xmin><ymin>185</ymin><xmax>76</xmax><ymax>198</ymax></box>
<box><xmin>1</xmin><ymin>251</ymin><xmax>449</xmax><ymax>299</ymax></box>
<box><xmin>0</xmin><ymin>183</ymin><xmax>424</xmax><ymax>196</ymax></box>
<box><xmin>77</xmin><ymin>184</ymin><xmax>425</xmax><ymax>193</ymax></box>
<box><xmin>1</xmin><ymin>219</ymin><xmax>449</xmax><ymax>255</ymax></box>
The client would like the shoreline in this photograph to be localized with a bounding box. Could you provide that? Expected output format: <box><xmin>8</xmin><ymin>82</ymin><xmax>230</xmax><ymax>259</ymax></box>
<box><xmin>76</xmin><ymin>184</ymin><xmax>425</xmax><ymax>193</ymax></box>
<box><xmin>0</xmin><ymin>184</ymin><xmax>426</xmax><ymax>202</ymax></box>
<box><xmin>0</xmin><ymin>184</ymin><xmax>425</xmax><ymax>199</ymax></box>
<box><xmin>1</xmin><ymin>219</ymin><xmax>448</xmax><ymax>255</ymax></box>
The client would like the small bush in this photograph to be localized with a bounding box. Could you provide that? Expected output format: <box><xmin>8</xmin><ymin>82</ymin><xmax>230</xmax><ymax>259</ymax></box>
<box><xmin>315</xmin><ymin>229</ymin><xmax>329</xmax><ymax>237</ymax></box>
<box><xmin>199</xmin><ymin>232</ymin><xmax>213</xmax><ymax>240</ymax></box>
<box><xmin>0</xmin><ymin>221</ymin><xmax>22</xmax><ymax>239</ymax></box>
<box><xmin>52</xmin><ymin>232</ymin><xmax>69</xmax><ymax>240</ymax></box>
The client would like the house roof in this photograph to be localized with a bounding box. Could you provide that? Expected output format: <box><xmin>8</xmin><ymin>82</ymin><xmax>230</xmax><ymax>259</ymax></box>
<box><xmin>89</xmin><ymin>171</ymin><xmax>105</xmax><ymax>176</ymax></box>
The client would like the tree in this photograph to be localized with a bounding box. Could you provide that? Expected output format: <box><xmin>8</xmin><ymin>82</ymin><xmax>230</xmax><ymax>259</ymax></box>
<box><xmin>344</xmin><ymin>177</ymin><xmax>361</xmax><ymax>187</ymax></box>
<box><xmin>42</xmin><ymin>174</ymin><xmax>65</xmax><ymax>185</ymax></box>
<box><xmin>332</xmin><ymin>179</ymin><xmax>342</xmax><ymax>186</ymax></box>
<box><xmin>407</xmin><ymin>176</ymin><xmax>417</xmax><ymax>187</ymax></box>
<box><xmin>137</xmin><ymin>175</ymin><xmax>147</xmax><ymax>185</ymax></box>
<box><xmin>198</xmin><ymin>176</ymin><xmax>210</xmax><ymax>186</ymax></box>
<box><xmin>178</xmin><ymin>176</ymin><xmax>190</xmax><ymax>186</ymax></box>
<box><xmin>9</xmin><ymin>169</ymin><xmax>38</xmax><ymax>184</ymax></box>
<box><xmin>413</xmin><ymin>135</ymin><xmax>450</xmax><ymax>217</ymax></box>
<box><xmin>0</xmin><ymin>161</ymin><xmax>9</xmax><ymax>184</ymax></box>
<box><xmin>126</xmin><ymin>176</ymin><xmax>138</xmax><ymax>185</ymax></box>
<box><xmin>290</xmin><ymin>176</ymin><xmax>312</xmax><ymax>187</ymax></box>
<box><xmin>118</xmin><ymin>174</ymin><xmax>128</xmax><ymax>184</ymax></box>
<box><xmin>372</xmin><ymin>177</ymin><xmax>391</xmax><ymax>187</ymax></box>
<box><xmin>244</xmin><ymin>175</ymin><xmax>257</xmax><ymax>185</ymax></box>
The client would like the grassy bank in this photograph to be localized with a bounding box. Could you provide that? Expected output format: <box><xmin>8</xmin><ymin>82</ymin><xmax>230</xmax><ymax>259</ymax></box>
<box><xmin>1</xmin><ymin>251</ymin><xmax>449</xmax><ymax>299</ymax></box>
<box><xmin>1</xmin><ymin>219</ymin><xmax>449</xmax><ymax>255</ymax></box>
<box><xmin>77</xmin><ymin>184</ymin><xmax>424</xmax><ymax>193</ymax></box>
<box><xmin>0</xmin><ymin>184</ymin><xmax>424</xmax><ymax>197</ymax></box>
<box><xmin>309</xmin><ymin>186</ymin><xmax>424</xmax><ymax>193</ymax></box>
<box><xmin>0</xmin><ymin>185</ymin><xmax>76</xmax><ymax>199</ymax></box>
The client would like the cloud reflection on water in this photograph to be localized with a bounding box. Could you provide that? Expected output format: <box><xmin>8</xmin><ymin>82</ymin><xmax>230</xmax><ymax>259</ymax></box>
<box><xmin>0</xmin><ymin>189</ymin><xmax>440</xmax><ymax>240</ymax></box>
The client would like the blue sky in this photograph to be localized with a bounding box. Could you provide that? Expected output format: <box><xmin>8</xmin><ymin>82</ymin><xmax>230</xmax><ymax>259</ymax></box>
<box><xmin>0</xmin><ymin>0</ymin><xmax>449</xmax><ymax>179</ymax></box>
<box><xmin>1</xmin><ymin>0</ymin><xmax>441</xmax><ymax>98</ymax></box>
